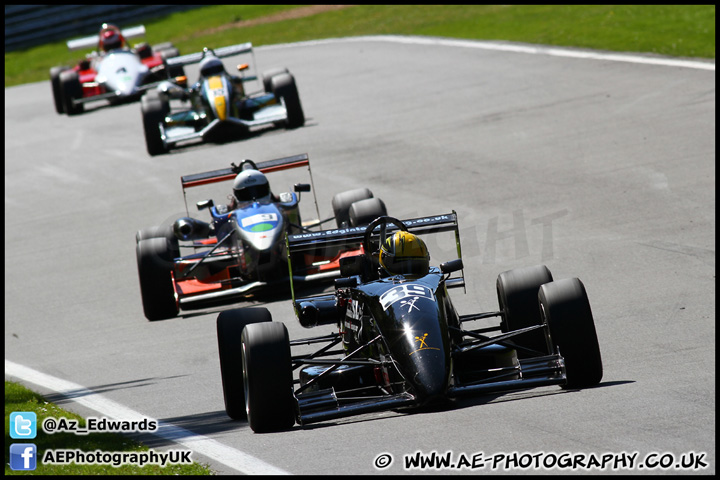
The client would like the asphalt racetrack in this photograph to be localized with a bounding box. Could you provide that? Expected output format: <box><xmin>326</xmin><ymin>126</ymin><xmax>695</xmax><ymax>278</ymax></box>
<box><xmin>5</xmin><ymin>37</ymin><xmax>715</xmax><ymax>475</ymax></box>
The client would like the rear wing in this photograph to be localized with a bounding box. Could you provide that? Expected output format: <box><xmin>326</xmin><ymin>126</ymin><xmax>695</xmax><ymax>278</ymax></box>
<box><xmin>180</xmin><ymin>153</ymin><xmax>319</xmax><ymax>218</ymax></box>
<box><xmin>165</xmin><ymin>42</ymin><xmax>254</xmax><ymax>68</ymax></box>
<box><xmin>287</xmin><ymin>211</ymin><xmax>466</xmax><ymax>303</ymax></box>
<box><xmin>67</xmin><ymin>25</ymin><xmax>146</xmax><ymax>51</ymax></box>
<box><xmin>288</xmin><ymin>211</ymin><xmax>462</xmax><ymax>255</ymax></box>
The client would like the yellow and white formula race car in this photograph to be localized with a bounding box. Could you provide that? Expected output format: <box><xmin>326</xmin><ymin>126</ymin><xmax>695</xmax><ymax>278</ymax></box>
<box><xmin>140</xmin><ymin>42</ymin><xmax>304</xmax><ymax>155</ymax></box>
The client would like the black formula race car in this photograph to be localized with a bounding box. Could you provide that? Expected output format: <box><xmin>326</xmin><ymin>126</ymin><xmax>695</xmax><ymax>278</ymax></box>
<box><xmin>135</xmin><ymin>153</ymin><xmax>388</xmax><ymax>321</ymax></box>
<box><xmin>216</xmin><ymin>212</ymin><xmax>603</xmax><ymax>432</ymax></box>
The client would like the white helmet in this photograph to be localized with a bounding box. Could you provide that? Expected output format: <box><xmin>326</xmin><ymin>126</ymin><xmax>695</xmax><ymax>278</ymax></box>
<box><xmin>233</xmin><ymin>169</ymin><xmax>270</xmax><ymax>203</ymax></box>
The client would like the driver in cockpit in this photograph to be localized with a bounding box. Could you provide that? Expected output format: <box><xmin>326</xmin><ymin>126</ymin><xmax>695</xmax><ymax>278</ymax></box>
<box><xmin>98</xmin><ymin>23</ymin><xmax>127</xmax><ymax>53</ymax></box>
<box><xmin>378</xmin><ymin>231</ymin><xmax>430</xmax><ymax>278</ymax></box>
<box><xmin>226</xmin><ymin>168</ymin><xmax>278</xmax><ymax>210</ymax></box>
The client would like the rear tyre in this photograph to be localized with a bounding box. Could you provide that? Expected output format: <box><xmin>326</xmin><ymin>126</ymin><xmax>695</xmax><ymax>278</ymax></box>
<box><xmin>242</xmin><ymin>322</ymin><xmax>295</xmax><ymax>433</ymax></box>
<box><xmin>152</xmin><ymin>42</ymin><xmax>174</xmax><ymax>51</ymax></box>
<box><xmin>270</xmin><ymin>72</ymin><xmax>304</xmax><ymax>129</ymax></box>
<box><xmin>59</xmin><ymin>70</ymin><xmax>84</xmax><ymax>115</ymax></box>
<box><xmin>539</xmin><ymin>278</ymin><xmax>603</xmax><ymax>388</ymax></box>
<box><xmin>158</xmin><ymin>47</ymin><xmax>180</xmax><ymax>59</ymax></box>
<box><xmin>332</xmin><ymin>188</ymin><xmax>374</xmax><ymax>228</ymax></box>
<box><xmin>262</xmin><ymin>67</ymin><xmax>289</xmax><ymax>93</ymax></box>
<box><xmin>141</xmin><ymin>91</ymin><xmax>169</xmax><ymax>156</ymax></box>
<box><xmin>158</xmin><ymin>47</ymin><xmax>184</xmax><ymax>77</ymax></box>
<box><xmin>496</xmin><ymin>265</ymin><xmax>553</xmax><ymax>357</ymax></box>
<box><xmin>50</xmin><ymin>66</ymin><xmax>70</xmax><ymax>114</ymax></box>
<box><xmin>135</xmin><ymin>225</ymin><xmax>179</xmax><ymax>258</ymax></box>
<box><xmin>217</xmin><ymin>308</ymin><xmax>272</xmax><ymax>420</ymax></box>
<box><xmin>136</xmin><ymin>237</ymin><xmax>178</xmax><ymax>321</ymax></box>
<box><xmin>349</xmin><ymin>197</ymin><xmax>387</xmax><ymax>227</ymax></box>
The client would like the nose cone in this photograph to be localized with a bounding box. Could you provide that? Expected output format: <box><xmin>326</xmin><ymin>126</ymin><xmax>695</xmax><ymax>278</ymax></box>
<box><xmin>250</xmin><ymin>231</ymin><xmax>277</xmax><ymax>251</ymax></box>
<box><xmin>236</xmin><ymin>208</ymin><xmax>284</xmax><ymax>252</ymax></box>
<box><xmin>376</xmin><ymin>290</ymin><xmax>451</xmax><ymax>403</ymax></box>
<box><xmin>407</xmin><ymin>348</ymin><xmax>449</xmax><ymax>401</ymax></box>
<box><xmin>98</xmin><ymin>52</ymin><xmax>147</xmax><ymax>95</ymax></box>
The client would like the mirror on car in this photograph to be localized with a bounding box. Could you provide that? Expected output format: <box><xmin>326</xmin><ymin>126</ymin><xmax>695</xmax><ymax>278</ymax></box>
<box><xmin>335</xmin><ymin>277</ymin><xmax>358</xmax><ymax>289</ymax></box>
<box><xmin>294</xmin><ymin>183</ymin><xmax>311</xmax><ymax>192</ymax></box>
<box><xmin>197</xmin><ymin>199</ymin><xmax>214</xmax><ymax>211</ymax></box>
<box><xmin>440</xmin><ymin>258</ymin><xmax>463</xmax><ymax>274</ymax></box>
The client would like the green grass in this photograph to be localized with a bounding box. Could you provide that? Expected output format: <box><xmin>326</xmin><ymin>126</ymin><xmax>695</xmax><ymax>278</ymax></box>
<box><xmin>5</xmin><ymin>381</ymin><xmax>213</xmax><ymax>475</ymax></box>
<box><xmin>4</xmin><ymin>5</ymin><xmax>714</xmax><ymax>87</ymax></box>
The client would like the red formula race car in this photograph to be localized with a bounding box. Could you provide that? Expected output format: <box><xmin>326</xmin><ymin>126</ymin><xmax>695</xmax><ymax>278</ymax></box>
<box><xmin>50</xmin><ymin>23</ymin><xmax>185</xmax><ymax>115</ymax></box>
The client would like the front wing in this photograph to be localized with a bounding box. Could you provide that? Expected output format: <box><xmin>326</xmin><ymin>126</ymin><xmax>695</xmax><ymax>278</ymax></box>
<box><xmin>288</xmin><ymin>327</ymin><xmax>567</xmax><ymax>426</ymax></box>
<box><xmin>161</xmin><ymin>103</ymin><xmax>288</xmax><ymax>149</ymax></box>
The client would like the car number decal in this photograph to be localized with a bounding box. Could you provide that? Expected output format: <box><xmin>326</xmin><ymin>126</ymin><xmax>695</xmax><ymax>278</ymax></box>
<box><xmin>379</xmin><ymin>284</ymin><xmax>433</xmax><ymax>311</ymax></box>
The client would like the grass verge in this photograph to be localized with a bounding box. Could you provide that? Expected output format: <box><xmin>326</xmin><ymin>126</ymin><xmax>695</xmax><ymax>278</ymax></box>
<box><xmin>4</xmin><ymin>5</ymin><xmax>714</xmax><ymax>87</ymax></box>
<box><xmin>5</xmin><ymin>381</ymin><xmax>213</xmax><ymax>475</ymax></box>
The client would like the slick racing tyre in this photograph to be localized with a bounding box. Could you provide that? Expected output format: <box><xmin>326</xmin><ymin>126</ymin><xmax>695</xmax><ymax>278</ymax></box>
<box><xmin>539</xmin><ymin>278</ymin><xmax>603</xmax><ymax>388</ymax></box>
<box><xmin>141</xmin><ymin>90</ymin><xmax>169</xmax><ymax>156</ymax></box>
<box><xmin>349</xmin><ymin>197</ymin><xmax>387</xmax><ymax>227</ymax></box>
<box><xmin>151</xmin><ymin>42</ymin><xmax>174</xmax><ymax>52</ymax></box>
<box><xmin>136</xmin><ymin>237</ymin><xmax>178</xmax><ymax>321</ymax></box>
<box><xmin>241</xmin><ymin>322</ymin><xmax>295</xmax><ymax>433</ymax></box>
<box><xmin>158</xmin><ymin>47</ymin><xmax>180</xmax><ymax>59</ymax></box>
<box><xmin>50</xmin><ymin>66</ymin><xmax>70</xmax><ymax>114</ymax></box>
<box><xmin>135</xmin><ymin>42</ymin><xmax>153</xmax><ymax>59</ymax></box>
<box><xmin>261</xmin><ymin>67</ymin><xmax>289</xmax><ymax>93</ymax></box>
<box><xmin>332</xmin><ymin>188</ymin><xmax>374</xmax><ymax>228</ymax></box>
<box><xmin>59</xmin><ymin>69</ymin><xmax>84</xmax><ymax>115</ymax></box>
<box><xmin>270</xmin><ymin>72</ymin><xmax>305</xmax><ymax>129</ymax></box>
<box><xmin>217</xmin><ymin>308</ymin><xmax>272</xmax><ymax>421</ymax></box>
<box><xmin>135</xmin><ymin>225</ymin><xmax>179</xmax><ymax>258</ymax></box>
<box><xmin>157</xmin><ymin>47</ymin><xmax>184</xmax><ymax>77</ymax></box>
<box><xmin>497</xmin><ymin>265</ymin><xmax>553</xmax><ymax>358</ymax></box>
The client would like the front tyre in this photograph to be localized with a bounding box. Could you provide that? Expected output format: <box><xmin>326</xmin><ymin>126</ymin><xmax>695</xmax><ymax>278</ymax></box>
<box><xmin>59</xmin><ymin>69</ymin><xmax>84</xmax><ymax>115</ymax></box>
<box><xmin>50</xmin><ymin>66</ymin><xmax>70</xmax><ymax>114</ymax></box>
<box><xmin>242</xmin><ymin>322</ymin><xmax>295</xmax><ymax>433</ymax></box>
<box><xmin>539</xmin><ymin>278</ymin><xmax>603</xmax><ymax>388</ymax></box>
<box><xmin>136</xmin><ymin>237</ymin><xmax>178</xmax><ymax>321</ymax></box>
<box><xmin>141</xmin><ymin>91</ymin><xmax>169</xmax><ymax>156</ymax></box>
<box><xmin>217</xmin><ymin>308</ymin><xmax>272</xmax><ymax>420</ymax></box>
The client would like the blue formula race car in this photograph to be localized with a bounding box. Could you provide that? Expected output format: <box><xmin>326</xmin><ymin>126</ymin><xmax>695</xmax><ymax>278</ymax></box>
<box><xmin>135</xmin><ymin>153</ymin><xmax>389</xmax><ymax>321</ymax></box>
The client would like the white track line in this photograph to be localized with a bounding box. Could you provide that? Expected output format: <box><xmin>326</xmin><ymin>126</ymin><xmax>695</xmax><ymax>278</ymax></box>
<box><xmin>5</xmin><ymin>360</ymin><xmax>290</xmax><ymax>475</ymax></box>
<box><xmin>260</xmin><ymin>35</ymin><xmax>715</xmax><ymax>71</ymax></box>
